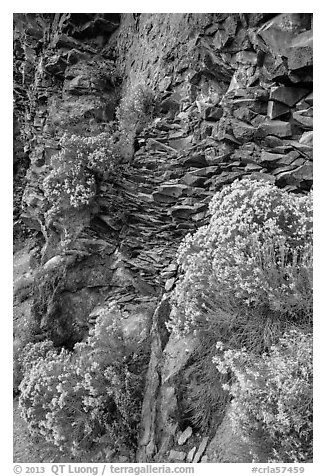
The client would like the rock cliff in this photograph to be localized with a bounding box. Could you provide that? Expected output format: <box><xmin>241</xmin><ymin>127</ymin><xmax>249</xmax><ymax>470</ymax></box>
<box><xmin>13</xmin><ymin>13</ymin><xmax>313</xmax><ymax>462</ymax></box>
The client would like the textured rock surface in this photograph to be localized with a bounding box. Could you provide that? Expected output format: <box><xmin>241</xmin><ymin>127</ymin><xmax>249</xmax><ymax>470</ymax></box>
<box><xmin>13</xmin><ymin>12</ymin><xmax>313</xmax><ymax>463</ymax></box>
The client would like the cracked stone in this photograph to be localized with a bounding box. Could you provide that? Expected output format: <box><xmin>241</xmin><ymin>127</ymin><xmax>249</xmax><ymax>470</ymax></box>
<box><xmin>267</xmin><ymin>101</ymin><xmax>291</xmax><ymax>120</ymax></box>
<box><xmin>152</xmin><ymin>192</ymin><xmax>177</xmax><ymax>204</ymax></box>
<box><xmin>181</xmin><ymin>173</ymin><xmax>206</xmax><ymax>187</ymax></box>
<box><xmin>157</xmin><ymin>184</ymin><xmax>189</xmax><ymax>198</ymax></box>
<box><xmin>299</xmin><ymin>131</ymin><xmax>313</xmax><ymax>146</ymax></box>
<box><xmin>181</xmin><ymin>154</ymin><xmax>208</xmax><ymax>168</ymax></box>
<box><xmin>293</xmin><ymin>111</ymin><xmax>313</xmax><ymax>130</ymax></box>
<box><xmin>256</xmin><ymin>120</ymin><xmax>292</xmax><ymax>138</ymax></box>
<box><xmin>204</xmin><ymin>105</ymin><xmax>223</xmax><ymax>121</ymax></box>
<box><xmin>165</xmin><ymin>277</ymin><xmax>175</xmax><ymax>292</ymax></box>
<box><xmin>291</xmin><ymin>163</ymin><xmax>313</xmax><ymax>181</ymax></box>
<box><xmin>270</xmin><ymin>86</ymin><xmax>310</xmax><ymax>107</ymax></box>
<box><xmin>288</xmin><ymin>45</ymin><xmax>313</xmax><ymax>71</ymax></box>
<box><xmin>232</xmin><ymin>120</ymin><xmax>255</xmax><ymax>141</ymax></box>
<box><xmin>170</xmin><ymin>205</ymin><xmax>196</xmax><ymax>220</ymax></box>
<box><xmin>260</xmin><ymin>151</ymin><xmax>284</xmax><ymax>164</ymax></box>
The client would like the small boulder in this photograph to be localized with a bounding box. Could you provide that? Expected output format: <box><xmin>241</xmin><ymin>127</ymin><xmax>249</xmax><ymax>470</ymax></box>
<box><xmin>232</xmin><ymin>120</ymin><xmax>255</xmax><ymax>141</ymax></box>
<box><xmin>178</xmin><ymin>426</ymin><xmax>193</xmax><ymax>446</ymax></box>
<box><xmin>205</xmin><ymin>153</ymin><xmax>231</xmax><ymax>166</ymax></box>
<box><xmin>262</xmin><ymin>136</ymin><xmax>285</xmax><ymax>148</ymax></box>
<box><xmin>267</xmin><ymin>101</ymin><xmax>291</xmax><ymax>120</ymax></box>
<box><xmin>260</xmin><ymin>151</ymin><xmax>283</xmax><ymax>164</ymax></box>
<box><xmin>291</xmin><ymin>163</ymin><xmax>313</xmax><ymax>181</ymax></box>
<box><xmin>234</xmin><ymin>50</ymin><xmax>257</xmax><ymax>65</ymax></box>
<box><xmin>181</xmin><ymin>173</ymin><xmax>206</xmax><ymax>187</ymax></box>
<box><xmin>292</xmin><ymin>111</ymin><xmax>313</xmax><ymax>130</ymax></box>
<box><xmin>305</xmin><ymin>92</ymin><xmax>313</xmax><ymax>105</ymax></box>
<box><xmin>287</xmin><ymin>45</ymin><xmax>313</xmax><ymax>71</ymax></box>
<box><xmin>157</xmin><ymin>184</ymin><xmax>189</xmax><ymax>198</ymax></box>
<box><xmin>181</xmin><ymin>154</ymin><xmax>208</xmax><ymax>168</ymax></box>
<box><xmin>245</xmin><ymin>163</ymin><xmax>263</xmax><ymax>172</ymax></box>
<box><xmin>299</xmin><ymin>131</ymin><xmax>313</xmax><ymax>146</ymax></box>
<box><xmin>170</xmin><ymin>205</ymin><xmax>196</xmax><ymax>220</ymax></box>
<box><xmin>152</xmin><ymin>192</ymin><xmax>177</xmax><ymax>204</ymax></box>
<box><xmin>204</xmin><ymin>105</ymin><xmax>223</xmax><ymax>121</ymax></box>
<box><xmin>169</xmin><ymin>136</ymin><xmax>193</xmax><ymax>151</ymax></box>
<box><xmin>256</xmin><ymin>120</ymin><xmax>292</xmax><ymax>138</ymax></box>
<box><xmin>186</xmin><ymin>446</ymin><xmax>197</xmax><ymax>463</ymax></box>
<box><xmin>165</xmin><ymin>278</ymin><xmax>175</xmax><ymax>292</ymax></box>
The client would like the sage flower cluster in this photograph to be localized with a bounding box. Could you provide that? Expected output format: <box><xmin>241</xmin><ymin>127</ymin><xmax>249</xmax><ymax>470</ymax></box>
<box><xmin>19</xmin><ymin>306</ymin><xmax>140</xmax><ymax>457</ymax></box>
<box><xmin>43</xmin><ymin>132</ymin><xmax>120</xmax><ymax>216</ymax></box>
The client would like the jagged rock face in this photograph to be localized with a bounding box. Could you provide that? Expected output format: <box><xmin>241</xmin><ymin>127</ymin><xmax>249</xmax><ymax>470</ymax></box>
<box><xmin>13</xmin><ymin>13</ymin><xmax>313</xmax><ymax>463</ymax></box>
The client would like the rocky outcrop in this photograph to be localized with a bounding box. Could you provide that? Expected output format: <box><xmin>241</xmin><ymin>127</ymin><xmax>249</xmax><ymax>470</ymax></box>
<box><xmin>14</xmin><ymin>14</ymin><xmax>121</xmax><ymax>236</ymax></box>
<box><xmin>13</xmin><ymin>12</ymin><xmax>313</xmax><ymax>462</ymax></box>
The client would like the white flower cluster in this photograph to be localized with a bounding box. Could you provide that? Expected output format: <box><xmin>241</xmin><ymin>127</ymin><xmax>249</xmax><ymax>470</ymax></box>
<box><xmin>43</xmin><ymin>132</ymin><xmax>120</xmax><ymax>216</ymax></box>
<box><xmin>18</xmin><ymin>305</ymin><xmax>139</xmax><ymax>457</ymax></box>
<box><xmin>169</xmin><ymin>178</ymin><xmax>313</xmax><ymax>336</ymax></box>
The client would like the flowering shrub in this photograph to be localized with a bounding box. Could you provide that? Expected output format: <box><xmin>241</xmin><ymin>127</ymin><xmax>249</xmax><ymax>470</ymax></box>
<box><xmin>213</xmin><ymin>330</ymin><xmax>313</xmax><ymax>462</ymax></box>
<box><xmin>169</xmin><ymin>178</ymin><xmax>312</xmax><ymax>350</ymax></box>
<box><xmin>19</xmin><ymin>306</ymin><xmax>142</xmax><ymax>458</ymax></box>
<box><xmin>43</xmin><ymin>132</ymin><xmax>120</xmax><ymax>217</ymax></box>
<box><xmin>116</xmin><ymin>82</ymin><xmax>155</xmax><ymax>159</ymax></box>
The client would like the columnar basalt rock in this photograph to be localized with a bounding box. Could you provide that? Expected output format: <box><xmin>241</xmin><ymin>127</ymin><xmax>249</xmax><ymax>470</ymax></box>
<box><xmin>13</xmin><ymin>12</ymin><xmax>313</xmax><ymax>463</ymax></box>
